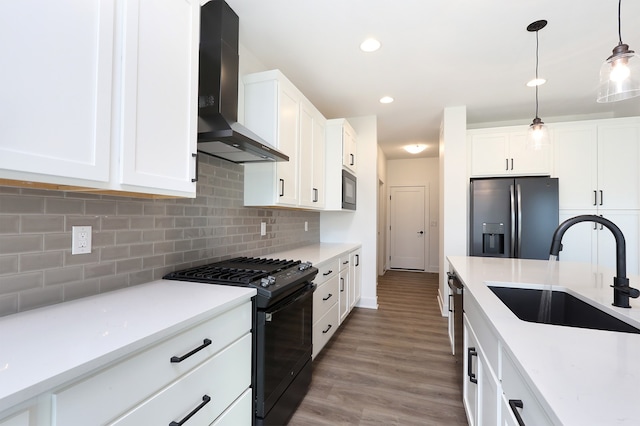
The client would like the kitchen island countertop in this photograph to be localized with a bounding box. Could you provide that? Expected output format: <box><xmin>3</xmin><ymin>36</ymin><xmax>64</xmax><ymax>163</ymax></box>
<box><xmin>448</xmin><ymin>255</ymin><xmax>640</xmax><ymax>425</ymax></box>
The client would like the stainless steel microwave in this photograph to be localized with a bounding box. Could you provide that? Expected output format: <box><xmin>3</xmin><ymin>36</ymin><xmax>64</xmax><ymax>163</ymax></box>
<box><xmin>342</xmin><ymin>170</ymin><xmax>356</xmax><ymax>210</ymax></box>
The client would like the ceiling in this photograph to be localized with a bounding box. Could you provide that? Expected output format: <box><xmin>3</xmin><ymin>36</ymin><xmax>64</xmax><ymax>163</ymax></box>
<box><xmin>225</xmin><ymin>0</ymin><xmax>640</xmax><ymax>159</ymax></box>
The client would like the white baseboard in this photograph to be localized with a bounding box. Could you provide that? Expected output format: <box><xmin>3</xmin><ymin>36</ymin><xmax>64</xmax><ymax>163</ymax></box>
<box><xmin>355</xmin><ymin>296</ymin><xmax>378</xmax><ymax>310</ymax></box>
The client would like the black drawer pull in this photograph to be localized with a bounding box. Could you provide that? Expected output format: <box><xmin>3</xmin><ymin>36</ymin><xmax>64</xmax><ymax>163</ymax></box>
<box><xmin>169</xmin><ymin>395</ymin><xmax>211</xmax><ymax>426</ymax></box>
<box><xmin>323</xmin><ymin>270</ymin><xmax>333</xmax><ymax>276</ymax></box>
<box><xmin>467</xmin><ymin>347</ymin><xmax>478</xmax><ymax>384</ymax></box>
<box><xmin>322</xmin><ymin>324</ymin><xmax>332</xmax><ymax>334</ymax></box>
<box><xmin>323</xmin><ymin>293</ymin><xmax>333</xmax><ymax>301</ymax></box>
<box><xmin>170</xmin><ymin>339</ymin><xmax>212</xmax><ymax>363</ymax></box>
<box><xmin>508</xmin><ymin>399</ymin><xmax>525</xmax><ymax>426</ymax></box>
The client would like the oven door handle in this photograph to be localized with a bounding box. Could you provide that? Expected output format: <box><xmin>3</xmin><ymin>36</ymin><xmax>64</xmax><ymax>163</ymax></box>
<box><xmin>266</xmin><ymin>285</ymin><xmax>315</xmax><ymax>316</ymax></box>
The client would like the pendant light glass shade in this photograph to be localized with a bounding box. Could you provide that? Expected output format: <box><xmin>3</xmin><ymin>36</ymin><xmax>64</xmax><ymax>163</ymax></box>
<box><xmin>597</xmin><ymin>44</ymin><xmax>640</xmax><ymax>102</ymax></box>
<box><xmin>526</xmin><ymin>117</ymin><xmax>550</xmax><ymax>150</ymax></box>
<box><xmin>597</xmin><ymin>0</ymin><xmax>640</xmax><ymax>102</ymax></box>
<box><xmin>525</xmin><ymin>20</ymin><xmax>550</xmax><ymax>150</ymax></box>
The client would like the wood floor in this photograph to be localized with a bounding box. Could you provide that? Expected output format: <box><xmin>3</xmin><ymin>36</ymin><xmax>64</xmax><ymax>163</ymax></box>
<box><xmin>289</xmin><ymin>270</ymin><xmax>469</xmax><ymax>425</ymax></box>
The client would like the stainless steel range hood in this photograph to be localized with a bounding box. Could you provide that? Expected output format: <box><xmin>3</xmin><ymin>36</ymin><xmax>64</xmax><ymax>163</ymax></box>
<box><xmin>197</xmin><ymin>0</ymin><xmax>288</xmax><ymax>163</ymax></box>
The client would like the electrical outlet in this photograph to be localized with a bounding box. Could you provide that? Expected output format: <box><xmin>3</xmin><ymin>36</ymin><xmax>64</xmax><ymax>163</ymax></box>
<box><xmin>72</xmin><ymin>226</ymin><xmax>92</xmax><ymax>255</ymax></box>
<box><xmin>260</xmin><ymin>222</ymin><xmax>266</xmax><ymax>236</ymax></box>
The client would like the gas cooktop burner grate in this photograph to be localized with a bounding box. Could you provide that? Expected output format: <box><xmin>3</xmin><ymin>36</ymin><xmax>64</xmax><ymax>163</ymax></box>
<box><xmin>163</xmin><ymin>257</ymin><xmax>304</xmax><ymax>286</ymax></box>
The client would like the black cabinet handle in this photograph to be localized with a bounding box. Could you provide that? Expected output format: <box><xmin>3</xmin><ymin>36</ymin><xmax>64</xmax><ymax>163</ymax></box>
<box><xmin>467</xmin><ymin>347</ymin><xmax>478</xmax><ymax>384</ymax></box>
<box><xmin>350</xmin><ymin>153</ymin><xmax>355</xmax><ymax>166</ymax></box>
<box><xmin>448</xmin><ymin>294</ymin><xmax>453</xmax><ymax>313</ymax></box>
<box><xmin>191</xmin><ymin>153</ymin><xmax>198</xmax><ymax>182</ymax></box>
<box><xmin>322</xmin><ymin>324</ymin><xmax>332</xmax><ymax>334</ymax></box>
<box><xmin>279</xmin><ymin>179</ymin><xmax>285</xmax><ymax>197</ymax></box>
<box><xmin>343</xmin><ymin>260</ymin><xmax>349</xmax><ymax>265</ymax></box>
<box><xmin>313</xmin><ymin>188</ymin><xmax>318</xmax><ymax>202</ymax></box>
<box><xmin>323</xmin><ymin>270</ymin><xmax>333</xmax><ymax>276</ymax></box>
<box><xmin>593</xmin><ymin>190</ymin><xmax>597</xmax><ymax>206</ymax></box>
<box><xmin>355</xmin><ymin>254</ymin><xmax>359</xmax><ymax>266</ymax></box>
<box><xmin>340</xmin><ymin>278</ymin><xmax>344</xmax><ymax>292</ymax></box>
<box><xmin>323</xmin><ymin>293</ymin><xmax>333</xmax><ymax>301</ymax></box>
<box><xmin>508</xmin><ymin>399</ymin><xmax>526</xmax><ymax>426</ymax></box>
<box><xmin>169</xmin><ymin>395</ymin><xmax>211</xmax><ymax>426</ymax></box>
<box><xmin>599</xmin><ymin>190</ymin><xmax>603</xmax><ymax>206</ymax></box>
<box><xmin>506</xmin><ymin>158</ymin><xmax>509</xmax><ymax>170</ymax></box>
<box><xmin>170</xmin><ymin>339</ymin><xmax>212</xmax><ymax>363</ymax></box>
<box><xmin>510</xmin><ymin>158</ymin><xmax>514</xmax><ymax>170</ymax></box>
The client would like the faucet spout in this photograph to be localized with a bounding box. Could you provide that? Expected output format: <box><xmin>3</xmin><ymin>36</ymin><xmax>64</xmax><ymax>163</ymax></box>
<box><xmin>549</xmin><ymin>215</ymin><xmax>639</xmax><ymax>308</ymax></box>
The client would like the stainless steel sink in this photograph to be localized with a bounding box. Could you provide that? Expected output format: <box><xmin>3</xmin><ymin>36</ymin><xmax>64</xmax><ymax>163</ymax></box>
<box><xmin>488</xmin><ymin>286</ymin><xmax>640</xmax><ymax>334</ymax></box>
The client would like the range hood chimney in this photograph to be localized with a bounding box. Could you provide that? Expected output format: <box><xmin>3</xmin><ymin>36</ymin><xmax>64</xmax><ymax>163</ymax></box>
<box><xmin>197</xmin><ymin>0</ymin><xmax>288</xmax><ymax>163</ymax></box>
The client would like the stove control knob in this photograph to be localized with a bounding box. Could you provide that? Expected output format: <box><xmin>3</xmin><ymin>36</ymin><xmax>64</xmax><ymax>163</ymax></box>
<box><xmin>299</xmin><ymin>261</ymin><xmax>312</xmax><ymax>271</ymax></box>
<box><xmin>260</xmin><ymin>276</ymin><xmax>276</xmax><ymax>287</ymax></box>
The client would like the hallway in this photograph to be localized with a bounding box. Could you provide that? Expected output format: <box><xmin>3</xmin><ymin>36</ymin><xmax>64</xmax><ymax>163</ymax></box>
<box><xmin>289</xmin><ymin>270</ymin><xmax>468</xmax><ymax>425</ymax></box>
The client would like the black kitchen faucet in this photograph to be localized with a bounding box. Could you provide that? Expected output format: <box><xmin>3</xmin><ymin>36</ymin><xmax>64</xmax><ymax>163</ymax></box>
<box><xmin>549</xmin><ymin>215</ymin><xmax>640</xmax><ymax>308</ymax></box>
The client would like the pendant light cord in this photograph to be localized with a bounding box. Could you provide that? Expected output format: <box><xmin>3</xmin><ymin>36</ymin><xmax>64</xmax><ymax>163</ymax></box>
<box><xmin>535</xmin><ymin>29</ymin><xmax>540</xmax><ymax>119</ymax></box>
<box><xmin>618</xmin><ymin>0</ymin><xmax>623</xmax><ymax>45</ymax></box>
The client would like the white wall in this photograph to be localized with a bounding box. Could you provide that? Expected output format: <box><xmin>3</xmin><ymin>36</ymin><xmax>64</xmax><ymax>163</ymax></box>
<box><xmin>320</xmin><ymin>116</ymin><xmax>379</xmax><ymax>309</ymax></box>
<box><xmin>377</xmin><ymin>146</ymin><xmax>388</xmax><ymax>275</ymax></box>
<box><xmin>387</xmin><ymin>158</ymin><xmax>440</xmax><ymax>272</ymax></box>
<box><xmin>439</xmin><ymin>106</ymin><xmax>468</xmax><ymax>316</ymax></box>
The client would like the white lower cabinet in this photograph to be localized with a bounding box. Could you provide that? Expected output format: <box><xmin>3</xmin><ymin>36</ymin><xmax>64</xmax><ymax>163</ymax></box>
<box><xmin>338</xmin><ymin>256</ymin><xmax>350</xmax><ymax>324</ymax></box>
<box><xmin>311</xmin><ymin>246</ymin><xmax>362</xmax><ymax>359</ymax></box>
<box><xmin>501</xmin><ymin>351</ymin><xmax>553</xmax><ymax>426</ymax></box>
<box><xmin>109</xmin><ymin>335</ymin><xmax>251</xmax><ymax>426</ymax></box>
<box><xmin>349</xmin><ymin>248</ymin><xmax>362</xmax><ymax>309</ymax></box>
<box><xmin>464</xmin><ymin>291</ymin><xmax>555</xmax><ymax>425</ymax></box>
<box><xmin>46</xmin><ymin>303</ymin><xmax>251</xmax><ymax>426</ymax></box>
<box><xmin>312</xmin><ymin>258</ymin><xmax>339</xmax><ymax>359</ymax></box>
<box><xmin>463</xmin><ymin>317</ymin><xmax>499</xmax><ymax>426</ymax></box>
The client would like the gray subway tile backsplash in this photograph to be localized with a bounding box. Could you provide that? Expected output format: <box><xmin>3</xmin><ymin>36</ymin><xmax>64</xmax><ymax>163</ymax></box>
<box><xmin>0</xmin><ymin>155</ymin><xmax>320</xmax><ymax>317</ymax></box>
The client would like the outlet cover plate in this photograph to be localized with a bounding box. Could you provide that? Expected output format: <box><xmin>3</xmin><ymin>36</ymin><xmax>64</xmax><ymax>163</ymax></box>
<box><xmin>72</xmin><ymin>226</ymin><xmax>92</xmax><ymax>255</ymax></box>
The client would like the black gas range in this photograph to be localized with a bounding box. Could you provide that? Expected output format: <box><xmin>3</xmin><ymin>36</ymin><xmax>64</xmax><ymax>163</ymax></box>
<box><xmin>163</xmin><ymin>256</ymin><xmax>317</xmax><ymax>308</ymax></box>
<box><xmin>164</xmin><ymin>256</ymin><xmax>318</xmax><ymax>426</ymax></box>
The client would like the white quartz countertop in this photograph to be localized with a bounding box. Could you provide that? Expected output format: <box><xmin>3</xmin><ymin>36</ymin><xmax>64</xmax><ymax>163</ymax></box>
<box><xmin>0</xmin><ymin>280</ymin><xmax>255</xmax><ymax>413</ymax></box>
<box><xmin>447</xmin><ymin>256</ymin><xmax>640</xmax><ymax>425</ymax></box>
<box><xmin>266</xmin><ymin>242</ymin><xmax>361</xmax><ymax>266</ymax></box>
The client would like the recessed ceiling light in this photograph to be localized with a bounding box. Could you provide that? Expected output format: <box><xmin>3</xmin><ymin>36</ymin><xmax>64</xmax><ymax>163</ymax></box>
<box><xmin>379</xmin><ymin>96</ymin><xmax>394</xmax><ymax>104</ymax></box>
<box><xmin>526</xmin><ymin>78</ymin><xmax>546</xmax><ymax>87</ymax></box>
<box><xmin>360</xmin><ymin>38</ymin><xmax>381</xmax><ymax>52</ymax></box>
<box><xmin>404</xmin><ymin>144</ymin><xmax>427</xmax><ymax>154</ymax></box>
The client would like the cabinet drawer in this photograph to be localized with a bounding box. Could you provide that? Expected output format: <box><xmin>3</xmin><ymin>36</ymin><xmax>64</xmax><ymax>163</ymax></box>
<box><xmin>313</xmin><ymin>275</ymin><xmax>339</xmax><ymax>323</ymax></box>
<box><xmin>211</xmin><ymin>388</ymin><xmax>252</xmax><ymax>426</ymax></box>
<box><xmin>464</xmin><ymin>294</ymin><xmax>499</xmax><ymax>373</ymax></box>
<box><xmin>110</xmin><ymin>334</ymin><xmax>251</xmax><ymax>426</ymax></box>
<box><xmin>339</xmin><ymin>255</ymin><xmax>350</xmax><ymax>272</ymax></box>
<box><xmin>312</xmin><ymin>303</ymin><xmax>339</xmax><ymax>359</ymax></box>
<box><xmin>502</xmin><ymin>350</ymin><xmax>553</xmax><ymax>425</ymax></box>
<box><xmin>53</xmin><ymin>302</ymin><xmax>252</xmax><ymax>425</ymax></box>
<box><xmin>314</xmin><ymin>258</ymin><xmax>339</xmax><ymax>285</ymax></box>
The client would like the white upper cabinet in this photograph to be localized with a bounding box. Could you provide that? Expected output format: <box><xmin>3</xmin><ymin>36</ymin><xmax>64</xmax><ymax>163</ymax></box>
<box><xmin>117</xmin><ymin>0</ymin><xmax>199</xmax><ymax>196</ymax></box>
<box><xmin>552</xmin><ymin>117</ymin><xmax>640</xmax><ymax>210</ymax></box>
<box><xmin>299</xmin><ymin>102</ymin><xmax>326</xmax><ymax>209</ymax></box>
<box><xmin>0</xmin><ymin>0</ymin><xmax>114</xmax><ymax>185</ymax></box>
<box><xmin>468</xmin><ymin>126</ymin><xmax>551</xmax><ymax>177</ymax></box>
<box><xmin>0</xmin><ymin>0</ymin><xmax>198</xmax><ymax>197</ymax></box>
<box><xmin>243</xmin><ymin>69</ymin><xmax>327</xmax><ymax>210</ymax></box>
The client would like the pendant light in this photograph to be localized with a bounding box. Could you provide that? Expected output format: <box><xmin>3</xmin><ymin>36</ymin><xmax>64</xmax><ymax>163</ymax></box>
<box><xmin>526</xmin><ymin>20</ymin><xmax>549</xmax><ymax>150</ymax></box>
<box><xmin>597</xmin><ymin>0</ymin><xmax>640</xmax><ymax>102</ymax></box>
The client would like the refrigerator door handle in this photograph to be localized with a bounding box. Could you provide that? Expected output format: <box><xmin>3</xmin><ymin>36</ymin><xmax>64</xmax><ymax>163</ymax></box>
<box><xmin>510</xmin><ymin>184</ymin><xmax>516</xmax><ymax>257</ymax></box>
<box><xmin>516</xmin><ymin>183</ymin><xmax>523</xmax><ymax>258</ymax></box>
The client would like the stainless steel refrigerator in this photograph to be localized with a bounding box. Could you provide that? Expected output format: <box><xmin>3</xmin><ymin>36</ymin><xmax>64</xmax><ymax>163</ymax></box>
<box><xmin>470</xmin><ymin>177</ymin><xmax>559</xmax><ymax>260</ymax></box>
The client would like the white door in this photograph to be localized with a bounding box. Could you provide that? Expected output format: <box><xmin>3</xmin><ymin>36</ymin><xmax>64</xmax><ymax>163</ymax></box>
<box><xmin>389</xmin><ymin>186</ymin><xmax>425</xmax><ymax>270</ymax></box>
